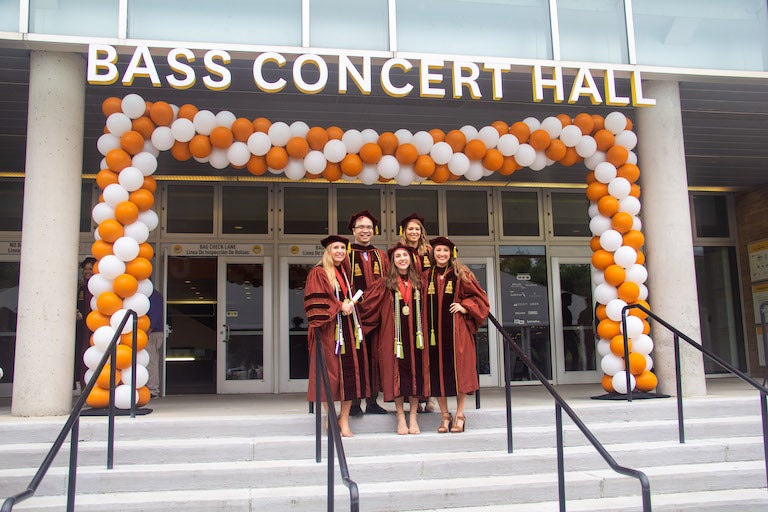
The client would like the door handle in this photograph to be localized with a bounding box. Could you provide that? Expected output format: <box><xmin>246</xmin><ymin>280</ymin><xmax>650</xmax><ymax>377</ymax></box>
<box><xmin>223</xmin><ymin>324</ymin><xmax>230</xmax><ymax>343</ymax></box>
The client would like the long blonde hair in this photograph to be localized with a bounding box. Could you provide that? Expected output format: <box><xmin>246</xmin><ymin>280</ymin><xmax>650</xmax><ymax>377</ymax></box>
<box><xmin>398</xmin><ymin>219</ymin><xmax>431</xmax><ymax>257</ymax></box>
<box><xmin>320</xmin><ymin>247</ymin><xmax>339</xmax><ymax>289</ymax></box>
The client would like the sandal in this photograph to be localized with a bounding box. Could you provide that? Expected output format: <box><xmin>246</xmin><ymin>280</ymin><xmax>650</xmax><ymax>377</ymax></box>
<box><xmin>450</xmin><ymin>414</ymin><xmax>466</xmax><ymax>433</ymax></box>
<box><xmin>437</xmin><ymin>413</ymin><xmax>452</xmax><ymax>433</ymax></box>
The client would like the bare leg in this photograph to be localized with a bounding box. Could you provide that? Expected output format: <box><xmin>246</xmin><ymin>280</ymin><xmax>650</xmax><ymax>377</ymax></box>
<box><xmin>437</xmin><ymin>396</ymin><xmax>452</xmax><ymax>433</ymax></box>
<box><xmin>451</xmin><ymin>393</ymin><xmax>467</xmax><ymax>433</ymax></box>
<box><xmin>395</xmin><ymin>397</ymin><xmax>408</xmax><ymax>435</ymax></box>
<box><xmin>408</xmin><ymin>397</ymin><xmax>421</xmax><ymax>434</ymax></box>
<box><xmin>338</xmin><ymin>400</ymin><xmax>354</xmax><ymax>437</ymax></box>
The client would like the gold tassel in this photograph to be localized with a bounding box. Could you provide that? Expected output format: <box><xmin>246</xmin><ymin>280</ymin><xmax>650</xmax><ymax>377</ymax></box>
<box><xmin>430</xmin><ymin>329</ymin><xmax>436</xmax><ymax>346</ymax></box>
<box><xmin>416</xmin><ymin>331</ymin><xmax>424</xmax><ymax>350</ymax></box>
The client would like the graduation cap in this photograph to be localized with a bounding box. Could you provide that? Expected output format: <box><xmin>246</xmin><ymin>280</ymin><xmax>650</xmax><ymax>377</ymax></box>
<box><xmin>321</xmin><ymin>235</ymin><xmax>349</xmax><ymax>248</ymax></box>
<box><xmin>399</xmin><ymin>212</ymin><xmax>425</xmax><ymax>236</ymax></box>
<box><xmin>347</xmin><ymin>210</ymin><xmax>380</xmax><ymax>235</ymax></box>
<box><xmin>387</xmin><ymin>242</ymin><xmax>412</xmax><ymax>260</ymax></box>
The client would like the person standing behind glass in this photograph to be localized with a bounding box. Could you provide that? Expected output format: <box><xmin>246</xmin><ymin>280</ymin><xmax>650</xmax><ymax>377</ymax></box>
<box><xmin>304</xmin><ymin>235</ymin><xmax>369</xmax><ymax>437</ymax></box>
<box><xmin>424</xmin><ymin>237</ymin><xmax>489</xmax><ymax>433</ymax></box>
<box><xmin>75</xmin><ymin>257</ymin><xmax>96</xmax><ymax>391</ymax></box>
<box><xmin>347</xmin><ymin>210</ymin><xmax>389</xmax><ymax>417</ymax></box>
<box><xmin>146</xmin><ymin>289</ymin><xmax>164</xmax><ymax>398</ymax></box>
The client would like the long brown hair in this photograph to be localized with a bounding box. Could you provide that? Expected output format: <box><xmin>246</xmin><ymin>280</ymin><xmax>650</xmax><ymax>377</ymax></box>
<box><xmin>385</xmin><ymin>248</ymin><xmax>422</xmax><ymax>292</ymax></box>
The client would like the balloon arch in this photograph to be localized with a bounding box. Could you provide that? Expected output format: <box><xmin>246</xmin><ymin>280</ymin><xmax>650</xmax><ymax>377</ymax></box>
<box><xmin>83</xmin><ymin>93</ymin><xmax>655</xmax><ymax>408</ymax></box>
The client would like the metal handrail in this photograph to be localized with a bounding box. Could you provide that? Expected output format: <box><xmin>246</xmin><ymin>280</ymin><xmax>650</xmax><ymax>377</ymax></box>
<box><xmin>621</xmin><ymin>303</ymin><xmax>768</xmax><ymax>490</ymax></box>
<box><xmin>487</xmin><ymin>312</ymin><xmax>652</xmax><ymax>512</ymax></box>
<box><xmin>2</xmin><ymin>310</ymin><xmax>139</xmax><ymax>512</ymax></box>
<box><xmin>314</xmin><ymin>337</ymin><xmax>360</xmax><ymax>512</ymax></box>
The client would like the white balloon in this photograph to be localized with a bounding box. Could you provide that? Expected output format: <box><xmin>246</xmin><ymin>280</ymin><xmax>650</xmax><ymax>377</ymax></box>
<box><xmin>643</xmin><ymin>354</ymin><xmax>653</xmax><ymax>371</ymax></box>
<box><xmin>412</xmin><ymin>131</ymin><xmax>435</xmax><ymax>154</ymax></box>
<box><xmin>208</xmin><ymin>148</ymin><xmax>228</xmax><ymax>169</ymax></box>
<box><xmin>99</xmin><ymin>255</ymin><xmax>126</xmax><ymax>280</ymax></box>
<box><xmin>576</xmin><ymin>136</ymin><xmax>597</xmax><ymax>158</ymax></box>
<box><xmin>614</xmin><ymin>246</ymin><xmax>638</xmax><ymax>268</ymax></box>
<box><xmin>136</xmin><ymin>349</ymin><xmax>150</xmax><ymax>367</ymax></box>
<box><xmin>99</xmin><ymin>157</ymin><xmax>108</xmax><ymax>170</ymax></box>
<box><xmin>132</xmin><ymin>152</ymin><xmax>157</xmax><ymax>176</ymax></box>
<box><xmin>94</xmin><ymin>227</ymin><xmax>101</xmax><ymax>241</ymax></box>
<box><xmin>540</xmin><ymin>116</ymin><xmax>563</xmax><ymax>138</ymax></box>
<box><xmin>619</xmin><ymin>196</ymin><xmax>641</xmax><ymax>216</ymax></box>
<box><xmin>114</xmin><ymin>384</ymin><xmax>139</xmax><ymax>410</ymax></box>
<box><xmin>93</xmin><ymin>325</ymin><xmax>119</xmax><ymax>351</ymax></box>
<box><xmin>323</xmin><ymin>139</ymin><xmax>347</xmax><ymax>163</ymax></box>
<box><xmin>614</xmin><ymin>130</ymin><xmax>638</xmax><ymax>150</ymax></box>
<box><xmin>465</xmin><ymin>161</ymin><xmax>485</xmax><ymax>181</ymax></box>
<box><xmin>594</xmin><ymin>283</ymin><xmax>618</xmax><ymax>305</ymax></box>
<box><xmin>430</xmin><ymin>141</ymin><xmax>454</xmax><ymax>164</ymax></box>
<box><xmin>341</xmin><ymin>129</ymin><xmax>364</xmax><ymax>154</ymax></box>
<box><xmin>601</xmin><ymin>353</ymin><xmax>625</xmax><ymax>376</ymax></box>
<box><xmin>589</xmin><ymin>214</ymin><xmax>612</xmax><ymax>236</ymax></box>
<box><xmin>459</xmin><ymin>125</ymin><xmax>478</xmax><ymax>141</ymax></box>
<box><xmin>594</xmin><ymin>162</ymin><xmax>617</xmax><ymax>184</ymax></box>
<box><xmin>106</xmin><ymin>113</ymin><xmax>132</xmax><ymax>136</ymax></box>
<box><xmin>84</xmin><ymin>346</ymin><xmax>106</xmax><ymax>370</ymax></box>
<box><xmin>193</xmin><ymin>110</ymin><xmax>217</xmax><ymax>135</ymax></box>
<box><xmin>123</xmin><ymin>293</ymin><xmax>150</xmax><ymax>317</ymax></box>
<box><xmin>142</xmin><ymin>137</ymin><xmax>159</xmax><ymax>158</ymax></box>
<box><xmin>448</xmin><ymin>152</ymin><xmax>470</xmax><ymax>176</ymax></box>
<box><xmin>118</xmin><ymin>167</ymin><xmax>144</xmax><ymax>192</ymax></box>
<box><xmin>600</xmin><ymin>229</ymin><xmax>623</xmax><ymax>252</ymax></box>
<box><xmin>304</xmin><ymin>150</ymin><xmax>327</xmax><ymax>174</ymax></box>
<box><xmin>478</xmin><ymin>126</ymin><xmax>500</xmax><ymax>148</ymax></box>
<box><xmin>632</xmin><ymin>334</ymin><xmax>654</xmax><ymax>355</ymax></box>
<box><xmin>638</xmin><ymin>283</ymin><xmax>648</xmax><ymax>301</ymax></box>
<box><xmin>625</xmin><ymin>264</ymin><xmax>648</xmax><ymax>284</ymax></box>
<box><xmin>559</xmin><ymin>125</ymin><xmax>582</xmax><ymax>147</ymax></box>
<box><xmin>522</xmin><ymin>117</ymin><xmax>541</xmax><ymax>132</ymax></box>
<box><xmin>151</xmin><ymin>126</ymin><xmax>174</xmax><ymax>151</ymax></box>
<box><xmin>377</xmin><ymin>155</ymin><xmax>400</xmax><ymax>179</ymax></box>
<box><xmin>497</xmin><ymin>134</ymin><xmax>520</xmax><ymax>156</ymax></box>
<box><xmin>395</xmin><ymin>165</ymin><xmax>415</xmax><ymax>186</ymax></box>
<box><xmin>88</xmin><ymin>274</ymin><xmax>114</xmax><ymax>297</ymax></box>
<box><xmin>121</xmin><ymin>364</ymin><xmax>149</xmax><ymax>388</ymax></box>
<box><xmin>360</xmin><ymin>128</ymin><xmax>379</xmax><ymax>144</ymax></box>
<box><xmin>597</xmin><ymin>338</ymin><xmax>611</xmax><ymax>357</ymax></box>
<box><xmin>284</xmin><ymin>158</ymin><xmax>306</xmax><ymax>180</ymax></box>
<box><xmin>170</xmin><ymin>118</ymin><xmax>195</xmax><ymax>142</ymax></box>
<box><xmin>267</xmin><ymin>122</ymin><xmax>291</xmax><ymax>148</ymax></box>
<box><xmin>584</xmin><ymin>150</ymin><xmax>607</xmax><ymax>171</ymax></box>
<box><xmin>90</xmin><ymin>296</ymin><xmax>98</xmax><ymax>312</ymax></box>
<box><xmin>83</xmin><ymin>369</ymin><xmax>94</xmax><ymax>384</ymax></box>
<box><xmin>621</xmin><ymin>315</ymin><xmax>644</xmax><ymax>338</ymax></box>
<box><xmin>97</xmin><ymin>133</ymin><xmax>121</xmax><ymax>156</ymax></box>
<box><xmin>289</xmin><ymin>121</ymin><xmax>310</xmax><ymax>138</ymax></box>
<box><xmin>626</xmin><ymin>151</ymin><xmax>638</xmax><ymax>165</ymax></box>
<box><xmin>124</xmin><ymin>221</ymin><xmax>150</xmax><ymax>243</ymax></box>
<box><xmin>604</xmin><ymin>112</ymin><xmax>628</xmax><ymax>134</ymax></box>
<box><xmin>243</xmin><ymin>133</ymin><xmax>270</xmax><ymax>159</ymax></box>
<box><xmin>110</xmin><ymin>309</ymin><xmax>134</xmax><ymax>334</ymax></box>
<box><xmin>215</xmin><ymin>110</ymin><xmax>236</xmax><ymax>128</ymax></box>
<box><xmin>529</xmin><ymin>151</ymin><xmax>548</xmax><ymax>171</ymax></box>
<box><xmin>394</xmin><ymin>128</ymin><xmax>413</xmax><ymax>144</ymax></box>
<box><xmin>112</xmin><ymin>236</ymin><xmax>140</xmax><ymax>262</ymax></box>
<box><xmin>608</xmin><ymin>177</ymin><xmax>631</xmax><ymax>200</ymax></box>
<box><xmin>227</xmin><ymin>142</ymin><xmax>251</xmax><ymax>167</ymax></box>
<box><xmin>138</xmin><ymin>209</ymin><xmax>158</xmax><ymax>231</ymax></box>
<box><xmin>358</xmin><ymin>164</ymin><xmax>379</xmax><ymax>185</ymax></box>
<box><xmin>137</xmin><ymin>279</ymin><xmax>154</xmax><ymax>298</ymax></box>
<box><xmin>632</xmin><ymin>217</ymin><xmax>643</xmax><ymax>231</ymax></box>
<box><xmin>588</xmin><ymin>202</ymin><xmax>600</xmax><ymax>219</ymax></box>
<box><xmin>514</xmin><ymin>144</ymin><xmax>536</xmax><ymax>167</ymax></box>
<box><xmin>606</xmin><ymin>299</ymin><xmax>628</xmax><ymax>322</ymax></box>
<box><xmin>592</xmin><ymin>269</ymin><xmax>606</xmax><ymax>286</ymax></box>
<box><xmin>612</xmin><ymin>371</ymin><xmax>636</xmax><ymax>394</ymax></box>
<box><xmin>92</xmin><ymin>202</ymin><xmax>115</xmax><ymax>224</ymax></box>
<box><xmin>121</xmin><ymin>94</ymin><xmax>145</xmax><ymax>119</ymax></box>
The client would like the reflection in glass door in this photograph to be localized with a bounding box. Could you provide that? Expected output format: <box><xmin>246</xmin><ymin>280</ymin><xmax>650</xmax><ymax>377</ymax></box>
<box><xmin>218</xmin><ymin>258</ymin><xmax>271</xmax><ymax>393</ymax></box>
<box><xmin>279</xmin><ymin>258</ymin><xmax>316</xmax><ymax>392</ymax></box>
<box><xmin>0</xmin><ymin>260</ymin><xmax>19</xmax><ymax>397</ymax></box>
<box><xmin>462</xmin><ymin>259</ymin><xmax>497</xmax><ymax>387</ymax></box>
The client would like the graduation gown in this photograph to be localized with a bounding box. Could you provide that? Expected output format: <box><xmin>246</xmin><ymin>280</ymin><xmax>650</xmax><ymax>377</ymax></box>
<box><xmin>304</xmin><ymin>264</ymin><xmax>370</xmax><ymax>403</ymax></box>
<box><xmin>407</xmin><ymin>246</ymin><xmax>432</xmax><ymax>273</ymax></box>
<box><xmin>361</xmin><ymin>278</ymin><xmax>429</xmax><ymax>402</ymax></box>
<box><xmin>424</xmin><ymin>265</ymin><xmax>490</xmax><ymax>397</ymax></box>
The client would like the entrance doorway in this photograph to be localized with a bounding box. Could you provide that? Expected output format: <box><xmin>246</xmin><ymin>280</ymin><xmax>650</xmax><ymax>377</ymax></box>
<box><xmin>0</xmin><ymin>259</ymin><xmax>19</xmax><ymax>398</ymax></box>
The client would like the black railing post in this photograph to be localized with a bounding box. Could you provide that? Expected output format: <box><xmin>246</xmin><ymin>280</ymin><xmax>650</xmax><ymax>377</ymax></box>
<box><xmin>107</xmin><ymin>339</ymin><xmax>117</xmax><ymax>470</ymax></box>
<box><xmin>66</xmin><ymin>417</ymin><xmax>79</xmax><ymax>512</ymax></box>
<box><xmin>555</xmin><ymin>404</ymin><xmax>566</xmax><ymax>512</ymax></box>
<box><xmin>130</xmin><ymin>314</ymin><xmax>138</xmax><ymax>418</ymax></box>
<box><xmin>620</xmin><ymin>313</ymin><xmax>632</xmax><ymax>403</ymax></box>
<box><xmin>503</xmin><ymin>332</ymin><xmax>513</xmax><ymax>454</ymax></box>
<box><xmin>673</xmin><ymin>333</ymin><xmax>685</xmax><ymax>444</ymax></box>
<box><xmin>761</xmin><ymin>392</ymin><xmax>768</xmax><ymax>490</ymax></box>
<box><xmin>760</xmin><ymin>302</ymin><xmax>767</xmax><ymax>388</ymax></box>
<box><xmin>327</xmin><ymin>421</ymin><xmax>334</xmax><ymax>512</ymax></box>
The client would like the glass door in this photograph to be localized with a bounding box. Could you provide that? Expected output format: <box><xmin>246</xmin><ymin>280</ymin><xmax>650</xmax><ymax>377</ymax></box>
<box><xmin>279</xmin><ymin>257</ymin><xmax>316</xmax><ymax>393</ymax></box>
<box><xmin>461</xmin><ymin>257</ymin><xmax>498</xmax><ymax>388</ymax></box>
<box><xmin>217</xmin><ymin>257</ymin><xmax>272</xmax><ymax>393</ymax></box>
<box><xmin>0</xmin><ymin>259</ymin><xmax>19</xmax><ymax>397</ymax></box>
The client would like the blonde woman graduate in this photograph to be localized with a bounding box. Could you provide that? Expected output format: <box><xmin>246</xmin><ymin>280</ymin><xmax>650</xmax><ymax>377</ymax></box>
<box><xmin>361</xmin><ymin>243</ymin><xmax>429</xmax><ymax>435</ymax></box>
<box><xmin>424</xmin><ymin>237</ymin><xmax>490</xmax><ymax>434</ymax></box>
<box><xmin>304</xmin><ymin>235</ymin><xmax>370</xmax><ymax>437</ymax></box>
<box><xmin>398</xmin><ymin>212</ymin><xmax>433</xmax><ymax>273</ymax></box>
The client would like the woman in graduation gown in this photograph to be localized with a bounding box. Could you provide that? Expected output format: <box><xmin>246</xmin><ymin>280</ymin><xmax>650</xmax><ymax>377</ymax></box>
<box><xmin>424</xmin><ymin>237</ymin><xmax>490</xmax><ymax>433</ymax></box>
<box><xmin>398</xmin><ymin>212</ymin><xmax>432</xmax><ymax>273</ymax></box>
<box><xmin>362</xmin><ymin>243</ymin><xmax>428</xmax><ymax>435</ymax></box>
<box><xmin>304</xmin><ymin>235</ymin><xmax>370</xmax><ymax>437</ymax></box>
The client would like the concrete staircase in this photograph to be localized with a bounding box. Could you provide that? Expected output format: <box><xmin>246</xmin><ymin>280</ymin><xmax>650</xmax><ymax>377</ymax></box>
<box><xmin>1</xmin><ymin>391</ymin><xmax>767</xmax><ymax>511</ymax></box>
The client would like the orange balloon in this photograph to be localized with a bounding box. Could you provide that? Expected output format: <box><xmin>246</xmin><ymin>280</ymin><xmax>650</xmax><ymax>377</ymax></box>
<box><xmin>595</xmin><ymin>304</ymin><xmax>607</xmax><ymax>321</ymax></box>
<box><xmin>635</xmin><ymin>370</ymin><xmax>657</xmax><ymax>391</ymax></box>
<box><xmin>231</xmin><ymin>118</ymin><xmax>255</xmax><ymax>142</ymax></box>
<box><xmin>114</xmin><ymin>201</ymin><xmax>139</xmax><ymax>225</ymax></box>
<box><xmin>322</xmin><ymin>162</ymin><xmax>342</xmax><ymax>181</ymax></box>
<box><xmin>573</xmin><ymin>113</ymin><xmax>595</xmax><ymax>135</ymax></box>
<box><xmin>611</xmin><ymin>212</ymin><xmax>634</xmax><ymax>233</ymax></box>
<box><xmin>598</xmin><ymin>196</ymin><xmax>620</xmax><ymax>217</ymax></box>
<box><xmin>266</xmin><ymin>147</ymin><xmax>289</xmax><ymax>170</ymax></box>
<box><xmin>591</xmin><ymin>249</ymin><xmax>614</xmax><ymax>270</ymax></box>
<box><xmin>544</xmin><ymin>139</ymin><xmax>566</xmax><ymax>161</ymax></box>
<box><xmin>586</xmin><ymin>182</ymin><xmax>609</xmax><ymax>202</ymax></box>
<box><xmin>98</xmin><ymin>219</ymin><xmax>124</xmax><ymax>243</ymax></box>
<box><xmin>606</xmin><ymin>145</ymin><xmax>629</xmax><ymax>167</ymax></box>
<box><xmin>96</xmin><ymin>169</ymin><xmax>119</xmax><ymax>190</ymax></box>
<box><xmin>326</xmin><ymin>126</ymin><xmax>343</xmax><ymax>140</ymax></box>
<box><xmin>528</xmin><ymin>129</ymin><xmax>551</xmax><ymax>151</ymax></box>
<box><xmin>377</xmin><ymin>132</ymin><xmax>399</xmax><ymax>155</ymax></box>
<box><xmin>125</xmin><ymin>257</ymin><xmax>153</xmax><ymax>281</ymax></box>
<box><xmin>498</xmin><ymin>156</ymin><xmax>520</xmax><ymax>175</ymax></box>
<box><xmin>209</xmin><ymin>126</ymin><xmax>234</xmax><ymax>149</ymax></box>
<box><xmin>121</xmin><ymin>329</ymin><xmax>148</xmax><ymax>351</ymax></box>
<box><xmin>617</xmin><ymin>163</ymin><xmax>640</xmax><ymax>183</ymax></box>
<box><xmin>508</xmin><ymin>122</ymin><xmax>530</xmax><ymax>143</ymax></box>
<box><xmin>86</xmin><ymin>310</ymin><xmax>111</xmax><ymax>332</ymax></box>
<box><xmin>120</xmin><ymin>130</ymin><xmax>145</xmax><ymax>155</ymax></box>
<box><xmin>132</xmin><ymin>116</ymin><xmax>156</xmax><ymax>139</ymax></box>
<box><xmin>429</xmin><ymin>128</ymin><xmax>446</xmax><ymax>142</ymax></box>
<box><xmin>431</xmin><ymin>164</ymin><xmax>450</xmax><ymax>183</ymax></box>
<box><xmin>113</xmin><ymin>344</ymin><xmax>134</xmax><ymax>370</ymax></box>
<box><xmin>102</xmin><ymin>97</ymin><xmax>123</xmax><ymax>117</ymax></box>
<box><xmin>618</xmin><ymin>281</ymin><xmax>640</xmax><ymax>303</ymax></box>
<box><xmin>97</xmin><ymin>291</ymin><xmax>123</xmax><ymax>316</ymax></box>
<box><xmin>137</xmin><ymin>242</ymin><xmax>154</xmax><ymax>260</ymax></box>
<box><xmin>137</xmin><ymin>315</ymin><xmax>151</xmax><ymax>333</ymax></box>
<box><xmin>189</xmin><ymin>135</ymin><xmax>213</xmax><ymax>158</ymax></box>
<box><xmin>306</xmin><ymin>127</ymin><xmax>329</xmax><ymax>150</ymax></box>
<box><xmin>636</xmin><ymin>250</ymin><xmax>645</xmax><ymax>265</ymax></box>
<box><xmin>142</xmin><ymin>176</ymin><xmax>157</xmax><ymax>193</ymax></box>
<box><xmin>629</xmin><ymin>300</ymin><xmax>650</xmax><ymax>319</ymax></box>
<box><xmin>597</xmin><ymin>318</ymin><xmax>621</xmax><ymax>340</ymax></box>
<box><xmin>177</xmin><ymin>104</ymin><xmax>199</xmax><ymax>121</ymax></box>
<box><xmin>413</xmin><ymin>155</ymin><xmax>436</xmax><ymax>178</ymax></box>
<box><xmin>491</xmin><ymin>121</ymin><xmax>509</xmax><ymax>135</ymax></box>
<box><xmin>170</xmin><ymin>141</ymin><xmax>192</xmax><ymax>161</ymax></box>
<box><xmin>252</xmin><ymin>117</ymin><xmax>272</xmax><ymax>133</ymax></box>
<box><xmin>585</xmin><ymin>171</ymin><xmax>596</xmax><ymax>184</ymax></box>
<box><xmin>129</xmin><ymin>189</ymin><xmax>155</xmax><ymax>211</ymax></box>
<box><xmin>247</xmin><ymin>155</ymin><xmax>268</xmax><ymax>176</ymax></box>
<box><xmin>149</xmin><ymin>101</ymin><xmax>174</xmax><ymax>126</ymax></box>
<box><xmin>604</xmin><ymin>264</ymin><xmax>626</xmax><ymax>287</ymax></box>
<box><xmin>340</xmin><ymin>154</ymin><xmax>363</xmax><ymax>176</ymax></box>
<box><xmin>560</xmin><ymin>146</ymin><xmax>581</xmax><ymax>166</ymax></box>
<box><xmin>137</xmin><ymin>386</ymin><xmax>151</xmax><ymax>406</ymax></box>
<box><xmin>359</xmin><ymin>142</ymin><xmax>383</xmax><ymax>164</ymax></box>
<box><xmin>589</xmin><ymin>236</ymin><xmax>602</xmax><ymax>252</ymax></box>
<box><xmin>591</xmin><ymin>114</ymin><xmax>605</xmax><ymax>132</ymax></box>
<box><xmin>286</xmin><ymin>137</ymin><xmax>310</xmax><ymax>159</ymax></box>
<box><xmin>601</xmin><ymin>374</ymin><xmax>615</xmax><ymax>393</ymax></box>
<box><xmin>593</xmin><ymin>129</ymin><xmax>615</xmax><ymax>152</ymax></box>
<box><xmin>92</xmin><ymin>240</ymin><xmax>113</xmax><ymax>260</ymax></box>
<box><xmin>444</xmin><ymin>130</ymin><xmax>467</xmax><ymax>152</ymax></box>
<box><xmin>642</xmin><ymin>318</ymin><xmax>651</xmax><ymax>335</ymax></box>
<box><xmin>395</xmin><ymin>143</ymin><xmax>418</xmax><ymax>165</ymax></box>
<box><xmin>86</xmin><ymin>385</ymin><xmax>111</xmax><ymax>408</ymax></box>
<box><xmin>482</xmin><ymin>149</ymin><xmax>504</xmax><ymax>171</ymax></box>
<box><xmin>556</xmin><ymin>114</ymin><xmax>572</xmax><ymax>127</ymax></box>
<box><xmin>113</xmin><ymin>273</ymin><xmax>139</xmax><ymax>298</ymax></box>
<box><xmin>610</xmin><ymin>334</ymin><xmax>631</xmax><ymax>356</ymax></box>
<box><xmin>96</xmin><ymin>364</ymin><xmax>121</xmax><ymax>389</ymax></box>
<box><xmin>628</xmin><ymin>352</ymin><xmax>646</xmax><ymax>375</ymax></box>
<box><xmin>629</xmin><ymin>183</ymin><xmax>641</xmax><ymax>199</ymax></box>
<box><xmin>464</xmin><ymin>139</ymin><xmax>487</xmax><ymax>160</ymax></box>
<box><xmin>105</xmin><ymin>148</ymin><xmax>132</xmax><ymax>172</ymax></box>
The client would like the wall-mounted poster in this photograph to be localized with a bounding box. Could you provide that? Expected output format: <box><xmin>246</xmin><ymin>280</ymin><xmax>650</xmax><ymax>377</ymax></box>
<box><xmin>748</xmin><ymin>239</ymin><xmax>768</xmax><ymax>283</ymax></box>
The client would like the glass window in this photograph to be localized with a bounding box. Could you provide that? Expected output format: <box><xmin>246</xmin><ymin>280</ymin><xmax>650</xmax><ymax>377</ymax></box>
<box><xmin>29</xmin><ymin>0</ymin><xmax>118</xmax><ymax>37</ymax></box>
<box><xmin>395</xmin><ymin>189</ymin><xmax>438</xmax><ymax>236</ymax></box>
<box><xmin>551</xmin><ymin>192</ymin><xmax>591</xmax><ymax>237</ymax></box>
<box><xmin>501</xmin><ymin>191</ymin><xmax>539</xmax><ymax>237</ymax></box>
<box><xmin>128</xmin><ymin>0</ymin><xmax>301</xmax><ymax>45</ymax></box>
<box><xmin>446</xmin><ymin>189</ymin><xmax>488</xmax><ymax>236</ymax></box>
<box><xmin>284</xmin><ymin>187</ymin><xmax>328</xmax><ymax>234</ymax></box>
<box><xmin>336</xmin><ymin>187</ymin><xmax>381</xmax><ymax>235</ymax></box>
<box><xmin>557</xmin><ymin>0</ymin><xmax>628</xmax><ymax>63</ymax></box>
<box><xmin>80</xmin><ymin>182</ymin><xmax>95</xmax><ymax>233</ymax></box>
<box><xmin>0</xmin><ymin>0</ymin><xmax>19</xmax><ymax>32</ymax></box>
<box><xmin>0</xmin><ymin>261</ymin><xmax>19</xmax><ymax>384</ymax></box>
<box><xmin>694</xmin><ymin>246</ymin><xmax>745</xmax><ymax>373</ymax></box>
<box><xmin>693</xmin><ymin>194</ymin><xmax>730</xmax><ymax>238</ymax></box>
<box><xmin>0</xmin><ymin>181</ymin><xmax>23</xmax><ymax>232</ymax></box>
<box><xmin>310</xmin><ymin>0</ymin><xmax>388</xmax><ymax>50</ymax></box>
<box><xmin>396</xmin><ymin>0</ymin><xmax>552</xmax><ymax>59</ymax></box>
<box><xmin>633</xmin><ymin>0</ymin><xmax>768</xmax><ymax>71</ymax></box>
<box><xmin>222</xmin><ymin>186</ymin><xmax>269</xmax><ymax>235</ymax></box>
<box><xmin>166</xmin><ymin>185</ymin><xmax>214</xmax><ymax>234</ymax></box>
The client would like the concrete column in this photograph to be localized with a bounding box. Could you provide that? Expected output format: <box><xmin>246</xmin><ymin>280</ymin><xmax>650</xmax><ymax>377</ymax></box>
<box><xmin>636</xmin><ymin>80</ymin><xmax>706</xmax><ymax>397</ymax></box>
<box><xmin>12</xmin><ymin>51</ymin><xmax>85</xmax><ymax>416</ymax></box>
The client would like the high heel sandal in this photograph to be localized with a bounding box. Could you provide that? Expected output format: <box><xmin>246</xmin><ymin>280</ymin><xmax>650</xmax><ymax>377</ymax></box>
<box><xmin>450</xmin><ymin>414</ymin><xmax>466</xmax><ymax>433</ymax></box>
<box><xmin>437</xmin><ymin>413</ymin><xmax>452</xmax><ymax>434</ymax></box>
